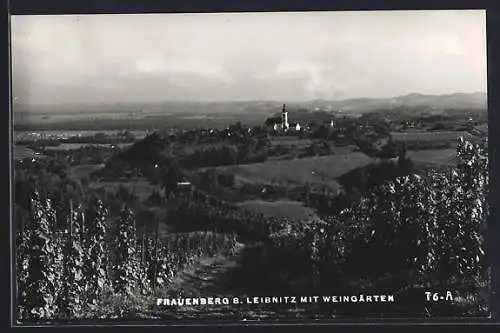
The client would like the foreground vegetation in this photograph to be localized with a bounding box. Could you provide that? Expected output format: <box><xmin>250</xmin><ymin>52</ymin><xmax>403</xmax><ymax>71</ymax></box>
<box><xmin>13</xmin><ymin>98</ymin><xmax>489</xmax><ymax>321</ymax></box>
<box><xmin>16</xmin><ymin>196</ymin><xmax>238</xmax><ymax>322</ymax></box>
<box><xmin>239</xmin><ymin>137</ymin><xmax>489</xmax><ymax>317</ymax></box>
<box><xmin>15</xmin><ymin>137</ymin><xmax>489</xmax><ymax>321</ymax></box>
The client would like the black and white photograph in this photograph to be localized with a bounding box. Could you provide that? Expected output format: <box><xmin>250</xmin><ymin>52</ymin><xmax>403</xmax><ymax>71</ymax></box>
<box><xmin>11</xmin><ymin>10</ymin><xmax>490</xmax><ymax>323</ymax></box>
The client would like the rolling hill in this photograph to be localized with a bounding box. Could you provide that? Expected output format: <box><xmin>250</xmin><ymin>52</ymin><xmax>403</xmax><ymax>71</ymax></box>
<box><xmin>14</xmin><ymin>92</ymin><xmax>486</xmax><ymax>115</ymax></box>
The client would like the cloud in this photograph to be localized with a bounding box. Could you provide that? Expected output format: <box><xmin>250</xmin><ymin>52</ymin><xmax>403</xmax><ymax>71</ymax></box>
<box><xmin>271</xmin><ymin>61</ymin><xmax>368</xmax><ymax>99</ymax></box>
<box><xmin>275</xmin><ymin>61</ymin><xmax>325</xmax><ymax>75</ymax></box>
<box><xmin>10</xmin><ymin>11</ymin><xmax>486</xmax><ymax>104</ymax></box>
<box><xmin>420</xmin><ymin>34</ymin><xmax>465</xmax><ymax>57</ymax></box>
<box><xmin>135</xmin><ymin>56</ymin><xmax>231</xmax><ymax>82</ymax></box>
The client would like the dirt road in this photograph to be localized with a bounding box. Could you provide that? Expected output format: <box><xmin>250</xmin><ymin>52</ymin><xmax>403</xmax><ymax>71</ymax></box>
<box><xmin>148</xmin><ymin>243</ymin><xmax>310</xmax><ymax>321</ymax></box>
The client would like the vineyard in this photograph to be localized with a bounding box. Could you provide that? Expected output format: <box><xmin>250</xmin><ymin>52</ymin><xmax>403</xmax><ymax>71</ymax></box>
<box><xmin>16</xmin><ymin>197</ymin><xmax>238</xmax><ymax>322</ymax></box>
<box><xmin>15</xmin><ymin>137</ymin><xmax>490</xmax><ymax>321</ymax></box>
<box><xmin>248</xmin><ymin>137</ymin><xmax>489</xmax><ymax>316</ymax></box>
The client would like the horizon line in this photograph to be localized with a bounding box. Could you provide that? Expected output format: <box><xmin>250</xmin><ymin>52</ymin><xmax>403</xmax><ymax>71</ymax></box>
<box><xmin>13</xmin><ymin>91</ymin><xmax>487</xmax><ymax>107</ymax></box>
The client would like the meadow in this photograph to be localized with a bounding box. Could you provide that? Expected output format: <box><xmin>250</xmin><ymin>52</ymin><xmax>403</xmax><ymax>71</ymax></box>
<box><xmin>390</xmin><ymin>130</ymin><xmax>475</xmax><ymax>143</ymax></box>
<box><xmin>407</xmin><ymin>148</ymin><xmax>458</xmax><ymax>167</ymax></box>
<box><xmin>44</xmin><ymin>143</ymin><xmax>133</xmax><ymax>151</ymax></box>
<box><xmin>210</xmin><ymin>152</ymin><xmax>375</xmax><ymax>191</ymax></box>
<box><xmin>237</xmin><ymin>200</ymin><xmax>319</xmax><ymax>222</ymax></box>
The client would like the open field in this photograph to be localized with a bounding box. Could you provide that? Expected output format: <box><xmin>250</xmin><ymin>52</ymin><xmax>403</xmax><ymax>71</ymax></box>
<box><xmin>210</xmin><ymin>152</ymin><xmax>374</xmax><ymax>190</ymax></box>
<box><xmin>15</xmin><ymin>130</ymin><xmax>149</xmax><ymax>142</ymax></box>
<box><xmin>237</xmin><ymin>200</ymin><xmax>318</xmax><ymax>222</ymax></box>
<box><xmin>44</xmin><ymin>143</ymin><xmax>133</xmax><ymax>151</ymax></box>
<box><xmin>68</xmin><ymin>164</ymin><xmax>104</xmax><ymax>181</ymax></box>
<box><xmin>407</xmin><ymin>149</ymin><xmax>458</xmax><ymax>166</ymax></box>
<box><xmin>13</xmin><ymin>145</ymin><xmax>47</xmax><ymax>161</ymax></box>
<box><xmin>390</xmin><ymin>131</ymin><xmax>476</xmax><ymax>143</ymax></box>
<box><xmin>14</xmin><ymin>113</ymin><xmax>267</xmax><ymax>131</ymax></box>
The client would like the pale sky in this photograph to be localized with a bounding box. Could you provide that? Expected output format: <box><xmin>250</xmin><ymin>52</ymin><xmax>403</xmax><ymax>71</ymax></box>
<box><xmin>10</xmin><ymin>10</ymin><xmax>487</xmax><ymax>104</ymax></box>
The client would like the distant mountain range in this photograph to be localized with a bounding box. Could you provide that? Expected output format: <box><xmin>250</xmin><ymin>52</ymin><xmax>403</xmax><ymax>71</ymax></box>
<box><xmin>291</xmin><ymin>92</ymin><xmax>487</xmax><ymax>113</ymax></box>
<box><xmin>14</xmin><ymin>92</ymin><xmax>487</xmax><ymax>115</ymax></box>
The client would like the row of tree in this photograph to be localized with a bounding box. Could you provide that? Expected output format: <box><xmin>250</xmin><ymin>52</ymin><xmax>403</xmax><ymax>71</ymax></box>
<box><xmin>159</xmin><ymin>189</ymin><xmax>287</xmax><ymax>241</ymax></box>
<box><xmin>16</xmin><ymin>195</ymin><xmax>237</xmax><ymax>322</ymax></box>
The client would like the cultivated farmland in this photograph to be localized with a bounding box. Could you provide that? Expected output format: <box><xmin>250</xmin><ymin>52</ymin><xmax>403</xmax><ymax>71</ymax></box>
<box><xmin>390</xmin><ymin>131</ymin><xmax>476</xmax><ymax>143</ymax></box>
<box><xmin>210</xmin><ymin>152</ymin><xmax>375</xmax><ymax>190</ymax></box>
<box><xmin>407</xmin><ymin>149</ymin><xmax>458</xmax><ymax>166</ymax></box>
<box><xmin>44</xmin><ymin>143</ymin><xmax>133</xmax><ymax>151</ymax></box>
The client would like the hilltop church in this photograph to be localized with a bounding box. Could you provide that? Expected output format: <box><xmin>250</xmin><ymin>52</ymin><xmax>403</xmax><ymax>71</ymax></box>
<box><xmin>268</xmin><ymin>104</ymin><xmax>301</xmax><ymax>132</ymax></box>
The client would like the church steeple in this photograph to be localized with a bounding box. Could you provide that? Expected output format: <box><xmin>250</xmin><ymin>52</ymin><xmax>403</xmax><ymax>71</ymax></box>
<box><xmin>281</xmin><ymin>104</ymin><xmax>289</xmax><ymax>130</ymax></box>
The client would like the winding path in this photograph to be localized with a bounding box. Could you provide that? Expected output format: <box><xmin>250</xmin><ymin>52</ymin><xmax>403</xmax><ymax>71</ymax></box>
<box><xmin>148</xmin><ymin>243</ymin><xmax>309</xmax><ymax>321</ymax></box>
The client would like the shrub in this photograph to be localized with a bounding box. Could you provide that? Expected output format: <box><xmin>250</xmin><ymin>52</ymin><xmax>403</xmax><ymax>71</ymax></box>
<box><xmin>265</xmin><ymin>138</ymin><xmax>488</xmax><ymax>314</ymax></box>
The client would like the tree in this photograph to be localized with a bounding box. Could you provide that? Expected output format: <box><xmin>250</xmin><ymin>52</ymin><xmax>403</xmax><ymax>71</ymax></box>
<box><xmin>136</xmin><ymin>229</ymin><xmax>153</xmax><ymax>295</ymax></box>
<box><xmin>222</xmin><ymin>145</ymin><xmax>238</xmax><ymax>165</ymax></box>
<box><xmin>58</xmin><ymin>202</ymin><xmax>85</xmax><ymax>319</ymax></box>
<box><xmin>16</xmin><ymin>227</ymin><xmax>31</xmax><ymax>321</ymax></box>
<box><xmin>265</xmin><ymin>116</ymin><xmax>281</xmax><ymax>127</ymax></box>
<box><xmin>83</xmin><ymin>199</ymin><xmax>110</xmax><ymax>308</ymax></box>
<box><xmin>148</xmin><ymin>190</ymin><xmax>162</xmax><ymax>206</ymax></box>
<box><xmin>200</xmin><ymin>170</ymin><xmax>217</xmax><ymax>193</ymax></box>
<box><xmin>161</xmin><ymin>158</ymin><xmax>182</xmax><ymax>196</ymax></box>
<box><xmin>218</xmin><ymin>173</ymin><xmax>235</xmax><ymax>187</ymax></box>
<box><xmin>22</xmin><ymin>193</ymin><xmax>61</xmax><ymax>321</ymax></box>
<box><xmin>117</xmin><ymin>184</ymin><xmax>133</xmax><ymax>204</ymax></box>
<box><xmin>112</xmin><ymin>206</ymin><xmax>140</xmax><ymax>295</ymax></box>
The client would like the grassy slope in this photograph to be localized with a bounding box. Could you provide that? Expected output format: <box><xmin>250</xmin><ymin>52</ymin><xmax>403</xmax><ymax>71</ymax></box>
<box><xmin>211</xmin><ymin>153</ymin><xmax>375</xmax><ymax>190</ymax></box>
<box><xmin>407</xmin><ymin>149</ymin><xmax>457</xmax><ymax>166</ymax></box>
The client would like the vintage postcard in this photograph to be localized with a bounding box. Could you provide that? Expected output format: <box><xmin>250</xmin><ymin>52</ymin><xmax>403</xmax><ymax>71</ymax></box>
<box><xmin>10</xmin><ymin>10</ymin><xmax>489</xmax><ymax>324</ymax></box>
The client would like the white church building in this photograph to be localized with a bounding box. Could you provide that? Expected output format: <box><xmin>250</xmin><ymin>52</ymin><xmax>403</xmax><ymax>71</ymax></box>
<box><xmin>272</xmin><ymin>104</ymin><xmax>301</xmax><ymax>132</ymax></box>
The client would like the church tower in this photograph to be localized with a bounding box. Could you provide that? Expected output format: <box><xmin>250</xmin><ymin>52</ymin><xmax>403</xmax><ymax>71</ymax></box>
<box><xmin>281</xmin><ymin>104</ymin><xmax>289</xmax><ymax>130</ymax></box>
